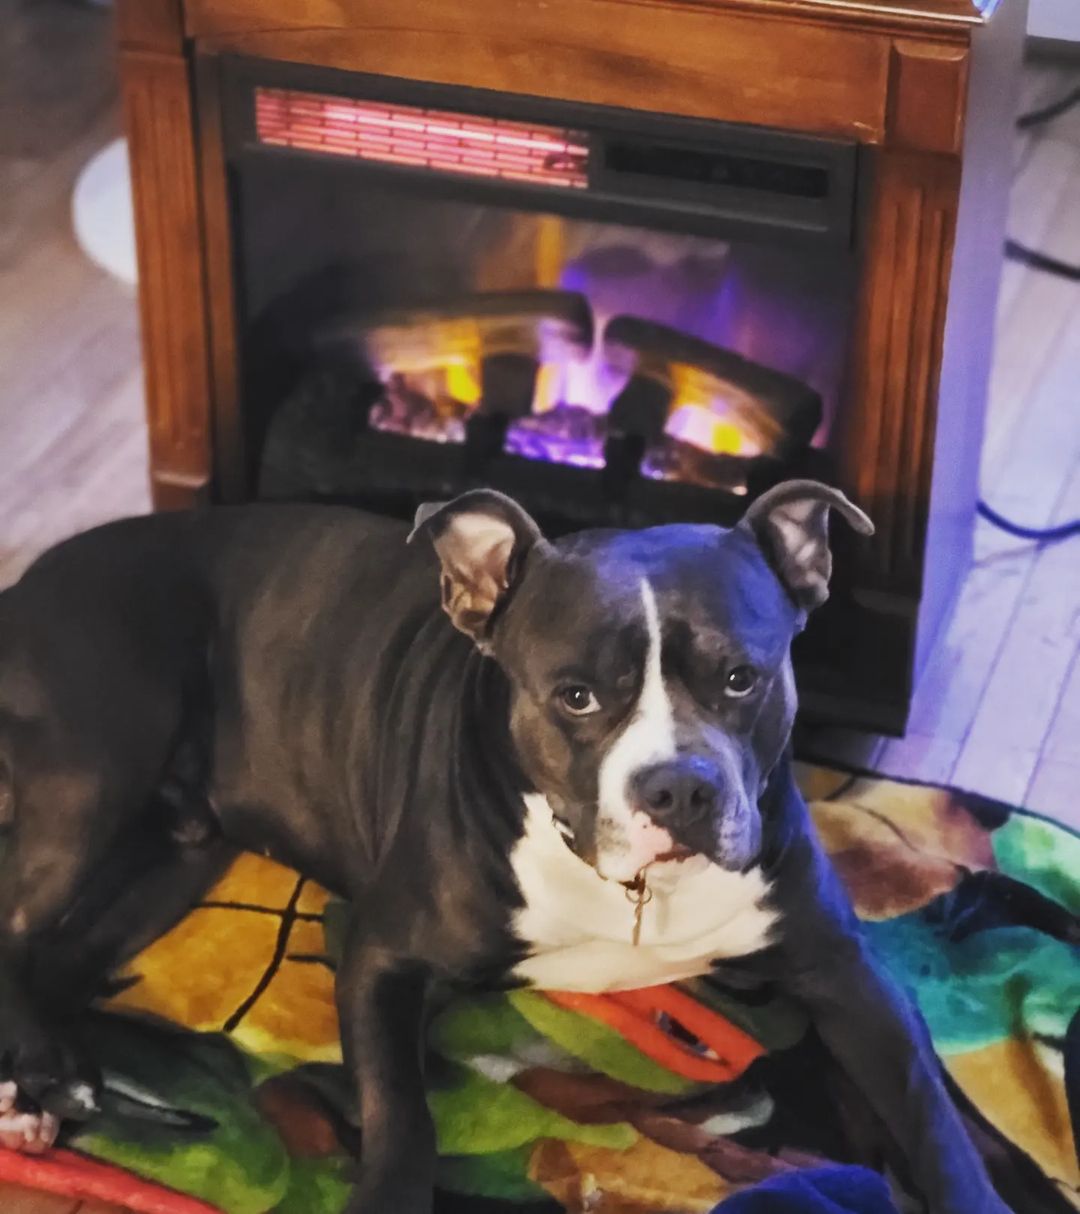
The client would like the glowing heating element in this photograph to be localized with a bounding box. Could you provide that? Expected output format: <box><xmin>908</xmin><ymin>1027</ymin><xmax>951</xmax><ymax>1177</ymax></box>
<box><xmin>255</xmin><ymin>88</ymin><xmax>590</xmax><ymax>189</ymax></box>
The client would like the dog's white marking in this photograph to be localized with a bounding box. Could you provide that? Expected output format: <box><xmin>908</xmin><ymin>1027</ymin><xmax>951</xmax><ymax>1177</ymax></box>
<box><xmin>511</xmin><ymin>793</ymin><xmax>778</xmax><ymax>992</ymax></box>
<box><xmin>594</xmin><ymin>579</ymin><xmax>679</xmax><ymax>882</ymax></box>
<box><xmin>65</xmin><ymin>1081</ymin><xmax>98</xmax><ymax>1118</ymax></box>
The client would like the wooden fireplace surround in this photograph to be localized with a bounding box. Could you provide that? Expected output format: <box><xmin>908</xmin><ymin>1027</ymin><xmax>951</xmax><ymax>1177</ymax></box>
<box><xmin>113</xmin><ymin>0</ymin><xmax>1026</xmax><ymax>733</ymax></box>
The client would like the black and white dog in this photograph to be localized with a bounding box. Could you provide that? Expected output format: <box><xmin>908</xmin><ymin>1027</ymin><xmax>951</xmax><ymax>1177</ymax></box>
<box><xmin>0</xmin><ymin>481</ymin><xmax>1009</xmax><ymax>1212</ymax></box>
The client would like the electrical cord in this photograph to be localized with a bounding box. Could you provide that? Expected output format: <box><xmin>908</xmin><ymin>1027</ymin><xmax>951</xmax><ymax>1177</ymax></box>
<box><xmin>1016</xmin><ymin>84</ymin><xmax>1080</xmax><ymax>130</ymax></box>
<box><xmin>977</xmin><ymin>501</ymin><xmax>1080</xmax><ymax>543</ymax></box>
<box><xmin>983</xmin><ymin>81</ymin><xmax>1080</xmax><ymax>542</ymax></box>
<box><xmin>1004</xmin><ymin>238</ymin><xmax>1080</xmax><ymax>281</ymax></box>
<box><xmin>999</xmin><ymin>80</ymin><xmax>1077</xmax><ymax>281</ymax></box>
<box><xmin>1005</xmin><ymin>81</ymin><xmax>1080</xmax><ymax>281</ymax></box>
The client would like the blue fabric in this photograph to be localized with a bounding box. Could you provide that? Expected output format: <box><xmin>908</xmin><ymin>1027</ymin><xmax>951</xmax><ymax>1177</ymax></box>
<box><xmin>714</xmin><ymin>1166</ymin><xmax>899</xmax><ymax>1213</ymax></box>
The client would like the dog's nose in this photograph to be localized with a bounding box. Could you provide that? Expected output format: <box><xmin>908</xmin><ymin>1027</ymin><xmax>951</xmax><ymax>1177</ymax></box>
<box><xmin>631</xmin><ymin>758</ymin><xmax>723</xmax><ymax>823</ymax></box>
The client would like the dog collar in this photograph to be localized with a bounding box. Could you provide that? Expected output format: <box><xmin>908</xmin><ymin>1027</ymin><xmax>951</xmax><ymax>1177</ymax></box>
<box><xmin>550</xmin><ymin>809</ymin><xmax>653</xmax><ymax>946</ymax></box>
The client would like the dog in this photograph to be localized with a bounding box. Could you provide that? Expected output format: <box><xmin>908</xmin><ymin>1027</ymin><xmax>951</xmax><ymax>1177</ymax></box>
<box><xmin>0</xmin><ymin>480</ymin><xmax>1010</xmax><ymax>1213</ymax></box>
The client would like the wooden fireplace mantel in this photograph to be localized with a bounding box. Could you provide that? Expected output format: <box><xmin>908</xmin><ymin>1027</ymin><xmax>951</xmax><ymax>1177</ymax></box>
<box><xmin>120</xmin><ymin>0</ymin><xmax>1004</xmax><ymax>40</ymax></box>
<box><xmin>118</xmin><ymin>0</ymin><xmax>1011</xmax><ymax>149</ymax></box>
<box><xmin>114</xmin><ymin>0</ymin><xmax>1027</xmax><ymax>730</ymax></box>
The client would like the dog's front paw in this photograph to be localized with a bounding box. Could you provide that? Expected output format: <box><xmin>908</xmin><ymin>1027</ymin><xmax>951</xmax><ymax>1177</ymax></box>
<box><xmin>0</xmin><ymin>1036</ymin><xmax>99</xmax><ymax>1152</ymax></box>
<box><xmin>0</xmin><ymin>1080</ymin><xmax>59</xmax><ymax>1154</ymax></box>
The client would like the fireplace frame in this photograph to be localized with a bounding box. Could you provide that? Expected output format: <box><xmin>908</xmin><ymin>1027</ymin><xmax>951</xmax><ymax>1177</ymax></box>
<box><xmin>114</xmin><ymin>0</ymin><xmax>1027</xmax><ymax>734</ymax></box>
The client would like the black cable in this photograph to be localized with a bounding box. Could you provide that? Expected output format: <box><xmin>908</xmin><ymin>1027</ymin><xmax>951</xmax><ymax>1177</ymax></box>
<box><xmin>1004</xmin><ymin>238</ymin><xmax>1080</xmax><ymax>281</ymax></box>
<box><xmin>1006</xmin><ymin>82</ymin><xmax>1080</xmax><ymax>279</ymax></box>
<box><xmin>977</xmin><ymin>500</ymin><xmax>1080</xmax><ymax>543</ymax></box>
<box><xmin>984</xmin><ymin>83</ymin><xmax>1080</xmax><ymax>544</ymax></box>
<box><xmin>1016</xmin><ymin>84</ymin><xmax>1080</xmax><ymax>131</ymax></box>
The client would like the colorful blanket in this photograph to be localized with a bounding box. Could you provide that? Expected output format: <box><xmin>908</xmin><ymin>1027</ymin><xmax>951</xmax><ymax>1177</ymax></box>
<box><xmin>3</xmin><ymin>764</ymin><xmax>1077</xmax><ymax>1214</ymax></box>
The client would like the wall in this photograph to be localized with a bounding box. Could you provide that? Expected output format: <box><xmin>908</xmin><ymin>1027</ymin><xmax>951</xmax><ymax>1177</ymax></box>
<box><xmin>1029</xmin><ymin>0</ymin><xmax>1080</xmax><ymax>41</ymax></box>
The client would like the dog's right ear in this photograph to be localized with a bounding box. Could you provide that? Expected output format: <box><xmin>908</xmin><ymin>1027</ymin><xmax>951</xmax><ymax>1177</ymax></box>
<box><xmin>408</xmin><ymin>490</ymin><xmax>548</xmax><ymax>649</ymax></box>
<box><xmin>738</xmin><ymin>479</ymin><xmax>874</xmax><ymax>612</ymax></box>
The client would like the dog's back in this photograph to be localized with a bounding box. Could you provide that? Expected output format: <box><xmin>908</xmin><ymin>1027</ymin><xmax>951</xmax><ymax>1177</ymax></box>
<box><xmin>0</xmin><ymin>504</ymin><xmax>418</xmax><ymax>713</ymax></box>
<box><xmin>0</xmin><ymin>503</ymin><xmax>448</xmax><ymax>895</ymax></box>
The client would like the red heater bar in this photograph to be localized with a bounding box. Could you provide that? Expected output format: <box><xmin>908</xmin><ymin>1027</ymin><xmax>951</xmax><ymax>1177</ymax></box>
<box><xmin>255</xmin><ymin>87</ymin><xmax>590</xmax><ymax>189</ymax></box>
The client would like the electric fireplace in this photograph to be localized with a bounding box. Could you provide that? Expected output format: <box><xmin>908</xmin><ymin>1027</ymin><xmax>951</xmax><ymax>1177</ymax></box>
<box><xmin>115</xmin><ymin>0</ymin><xmax>1026</xmax><ymax>733</ymax></box>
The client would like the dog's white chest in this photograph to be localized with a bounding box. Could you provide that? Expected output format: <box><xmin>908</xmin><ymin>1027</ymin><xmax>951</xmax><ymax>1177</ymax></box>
<box><xmin>509</xmin><ymin>796</ymin><xmax>778</xmax><ymax>993</ymax></box>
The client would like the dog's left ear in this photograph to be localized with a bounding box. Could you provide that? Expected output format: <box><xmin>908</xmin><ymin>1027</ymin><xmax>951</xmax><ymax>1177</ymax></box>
<box><xmin>738</xmin><ymin>479</ymin><xmax>874</xmax><ymax>611</ymax></box>
<box><xmin>408</xmin><ymin>489</ymin><xmax>548</xmax><ymax>648</ymax></box>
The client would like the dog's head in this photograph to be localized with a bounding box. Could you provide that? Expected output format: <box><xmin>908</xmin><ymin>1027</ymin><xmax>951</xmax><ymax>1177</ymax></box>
<box><xmin>410</xmin><ymin>482</ymin><xmax>873</xmax><ymax>883</ymax></box>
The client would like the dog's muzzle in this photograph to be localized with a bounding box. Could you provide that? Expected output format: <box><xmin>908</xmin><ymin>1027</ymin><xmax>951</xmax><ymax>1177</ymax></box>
<box><xmin>629</xmin><ymin>756</ymin><xmax>727</xmax><ymax>859</ymax></box>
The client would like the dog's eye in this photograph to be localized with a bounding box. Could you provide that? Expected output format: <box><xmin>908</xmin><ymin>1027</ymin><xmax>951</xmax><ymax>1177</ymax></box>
<box><xmin>724</xmin><ymin>665</ymin><xmax>758</xmax><ymax>699</ymax></box>
<box><xmin>557</xmin><ymin>685</ymin><xmax>601</xmax><ymax>716</ymax></box>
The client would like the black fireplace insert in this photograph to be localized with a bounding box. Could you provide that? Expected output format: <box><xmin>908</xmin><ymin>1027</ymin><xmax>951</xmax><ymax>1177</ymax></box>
<box><xmin>221</xmin><ymin>58</ymin><xmax>865</xmax><ymax>537</ymax></box>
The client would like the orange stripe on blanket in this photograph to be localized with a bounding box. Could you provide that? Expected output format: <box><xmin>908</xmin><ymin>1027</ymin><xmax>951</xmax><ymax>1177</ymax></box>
<box><xmin>545</xmin><ymin>986</ymin><xmax>764</xmax><ymax>1083</ymax></box>
<box><xmin>0</xmin><ymin>1147</ymin><xmax>223</xmax><ymax>1214</ymax></box>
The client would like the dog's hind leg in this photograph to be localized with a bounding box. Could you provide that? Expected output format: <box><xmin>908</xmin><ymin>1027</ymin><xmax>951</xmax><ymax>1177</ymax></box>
<box><xmin>27</xmin><ymin>813</ymin><xmax>238</xmax><ymax>1013</ymax></box>
<box><xmin>0</xmin><ymin>827</ymin><xmax>234</xmax><ymax>1154</ymax></box>
<box><xmin>0</xmin><ymin>760</ymin><xmax>113</xmax><ymax>1149</ymax></box>
<box><xmin>0</xmin><ymin>718</ymin><xmax>186</xmax><ymax>1149</ymax></box>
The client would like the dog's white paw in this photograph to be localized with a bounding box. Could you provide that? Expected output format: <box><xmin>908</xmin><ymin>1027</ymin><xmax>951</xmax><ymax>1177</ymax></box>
<box><xmin>0</xmin><ymin>1105</ymin><xmax>59</xmax><ymax>1154</ymax></box>
<box><xmin>0</xmin><ymin>1037</ymin><xmax>101</xmax><ymax>1125</ymax></box>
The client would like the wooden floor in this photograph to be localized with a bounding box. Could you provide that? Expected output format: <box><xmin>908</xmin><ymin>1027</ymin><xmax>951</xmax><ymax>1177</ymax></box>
<box><xmin>0</xmin><ymin>0</ymin><xmax>149</xmax><ymax>593</ymax></box>
<box><xmin>1</xmin><ymin>0</ymin><xmax>1078</xmax><ymax>838</ymax></box>
<box><xmin>805</xmin><ymin>60</ymin><xmax>1080</xmax><ymax>829</ymax></box>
